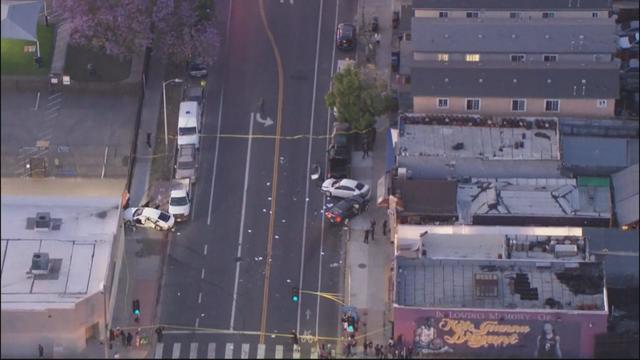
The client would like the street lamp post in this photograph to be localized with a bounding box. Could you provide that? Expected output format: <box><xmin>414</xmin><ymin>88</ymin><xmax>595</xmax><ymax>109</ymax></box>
<box><xmin>162</xmin><ymin>78</ymin><xmax>184</xmax><ymax>149</ymax></box>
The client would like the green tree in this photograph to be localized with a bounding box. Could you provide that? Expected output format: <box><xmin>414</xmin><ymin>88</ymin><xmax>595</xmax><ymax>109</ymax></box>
<box><xmin>325</xmin><ymin>67</ymin><xmax>394</xmax><ymax>131</ymax></box>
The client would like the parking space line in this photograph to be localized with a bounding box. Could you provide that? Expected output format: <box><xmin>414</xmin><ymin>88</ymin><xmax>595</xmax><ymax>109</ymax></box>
<box><xmin>172</xmin><ymin>343</ymin><xmax>181</xmax><ymax>359</ymax></box>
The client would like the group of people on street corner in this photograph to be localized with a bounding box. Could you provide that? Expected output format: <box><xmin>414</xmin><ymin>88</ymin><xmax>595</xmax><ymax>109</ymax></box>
<box><xmin>364</xmin><ymin>218</ymin><xmax>377</xmax><ymax>243</ymax></box>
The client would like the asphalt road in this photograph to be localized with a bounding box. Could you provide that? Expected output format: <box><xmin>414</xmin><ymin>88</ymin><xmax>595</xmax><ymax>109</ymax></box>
<box><xmin>157</xmin><ymin>0</ymin><xmax>357</xmax><ymax>356</ymax></box>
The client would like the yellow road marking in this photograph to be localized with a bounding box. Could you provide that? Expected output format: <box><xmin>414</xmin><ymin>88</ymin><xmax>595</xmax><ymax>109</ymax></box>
<box><xmin>258</xmin><ymin>0</ymin><xmax>285</xmax><ymax>345</ymax></box>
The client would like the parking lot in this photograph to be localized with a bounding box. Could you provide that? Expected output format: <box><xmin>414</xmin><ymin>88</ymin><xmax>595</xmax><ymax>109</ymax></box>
<box><xmin>0</xmin><ymin>89</ymin><xmax>138</xmax><ymax>178</ymax></box>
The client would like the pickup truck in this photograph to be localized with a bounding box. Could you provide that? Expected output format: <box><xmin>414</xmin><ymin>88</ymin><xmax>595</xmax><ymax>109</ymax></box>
<box><xmin>169</xmin><ymin>178</ymin><xmax>192</xmax><ymax>222</ymax></box>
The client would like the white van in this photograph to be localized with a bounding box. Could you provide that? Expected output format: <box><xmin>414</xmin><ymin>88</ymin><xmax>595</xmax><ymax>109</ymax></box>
<box><xmin>177</xmin><ymin>101</ymin><xmax>201</xmax><ymax>149</ymax></box>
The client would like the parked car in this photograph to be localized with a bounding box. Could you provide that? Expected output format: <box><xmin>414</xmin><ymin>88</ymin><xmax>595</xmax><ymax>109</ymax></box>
<box><xmin>188</xmin><ymin>59</ymin><xmax>208</xmax><ymax>78</ymax></box>
<box><xmin>177</xmin><ymin>101</ymin><xmax>202</xmax><ymax>149</ymax></box>
<box><xmin>329</xmin><ymin>122</ymin><xmax>351</xmax><ymax>160</ymax></box>
<box><xmin>321</xmin><ymin>178</ymin><xmax>370</xmax><ymax>198</ymax></box>
<box><xmin>123</xmin><ymin>207</ymin><xmax>175</xmax><ymax>231</ymax></box>
<box><xmin>618</xmin><ymin>32</ymin><xmax>639</xmax><ymax>49</ymax></box>
<box><xmin>325</xmin><ymin>195</ymin><xmax>367</xmax><ymax>225</ymax></box>
<box><xmin>169</xmin><ymin>178</ymin><xmax>192</xmax><ymax>222</ymax></box>
<box><xmin>336</xmin><ymin>23</ymin><xmax>356</xmax><ymax>50</ymax></box>
<box><xmin>175</xmin><ymin>144</ymin><xmax>198</xmax><ymax>183</ymax></box>
<box><xmin>183</xmin><ymin>85</ymin><xmax>205</xmax><ymax>105</ymax></box>
<box><xmin>328</xmin><ymin>157</ymin><xmax>349</xmax><ymax>179</ymax></box>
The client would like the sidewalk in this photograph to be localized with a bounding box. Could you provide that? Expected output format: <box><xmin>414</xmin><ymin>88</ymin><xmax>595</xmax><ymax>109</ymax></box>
<box><xmin>342</xmin><ymin>0</ymin><xmax>395</xmax><ymax>356</ymax></box>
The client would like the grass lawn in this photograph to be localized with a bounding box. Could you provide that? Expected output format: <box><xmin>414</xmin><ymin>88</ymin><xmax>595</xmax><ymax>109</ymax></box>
<box><xmin>1</xmin><ymin>22</ymin><xmax>54</xmax><ymax>76</ymax></box>
<box><xmin>64</xmin><ymin>44</ymin><xmax>131</xmax><ymax>82</ymax></box>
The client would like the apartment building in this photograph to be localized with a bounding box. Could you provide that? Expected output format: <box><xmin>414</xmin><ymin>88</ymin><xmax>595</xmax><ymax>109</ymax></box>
<box><xmin>403</xmin><ymin>0</ymin><xmax>620</xmax><ymax>117</ymax></box>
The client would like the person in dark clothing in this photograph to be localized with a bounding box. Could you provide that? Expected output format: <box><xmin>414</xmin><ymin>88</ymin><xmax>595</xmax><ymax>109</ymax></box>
<box><xmin>370</xmin><ymin>219</ymin><xmax>376</xmax><ymax>241</ymax></box>
<box><xmin>38</xmin><ymin>344</ymin><xmax>44</xmax><ymax>358</ymax></box>
<box><xmin>382</xmin><ymin>219</ymin><xmax>388</xmax><ymax>236</ymax></box>
<box><xmin>155</xmin><ymin>326</ymin><xmax>164</xmax><ymax>342</ymax></box>
<box><xmin>146</xmin><ymin>132</ymin><xmax>152</xmax><ymax>149</ymax></box>
<box><xmin>364</xmin><ymin>229</ymin><xmax>370</xmax><ymax>244</ymax></box>
<box><xmin>362</xmin><ymin>141</ymin><xmax>369</xmax><ymax>159</ymax></box>
<box><xmin>126</xmin><ymin>332</ymin><xmax>133</xmax><ymax>347</ymax></box>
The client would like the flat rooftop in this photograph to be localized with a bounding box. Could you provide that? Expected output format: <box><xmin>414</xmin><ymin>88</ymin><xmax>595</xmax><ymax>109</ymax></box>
<box><xmin>1</xmin><ymin>178</ymin><xmax>124</xmax><ymax>310</ymax></box>
<box><xmin>611</xmin><ymin>164</ymin><xmax>639</xmax><ymax>227</ymax></box>
<box><xmin>392</xmin><ymin>178</ymin><xmax>458</xmax><ymax>216</ymax></box>
<box><xmin>457</xmin><ymin>178</ymin><xmax>611</xmax><ymax>226</ymax></box>
<box><xmin>396</xmin><ymin>257</ymin><xmax>606</xmax><ymax>311</ymax></box>
<box><xmin>412</xmin><ymin>0</ymin><xmax>611</xmax><ymax>10</ymax></box>
<box><xmin>395</xmin><ymin>114</ymin><xmax>562</xmax><ymax>179</ymax></box>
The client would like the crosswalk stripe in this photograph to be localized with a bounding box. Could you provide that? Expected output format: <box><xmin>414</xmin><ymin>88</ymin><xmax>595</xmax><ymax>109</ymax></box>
<box><xmin>241</xmin><ymin>343</ymin><xmax>250</xmax><ymax>359</ymax></box>
<box><xmin>256</xmin><ymin>344</ymin><xmax>266</xmax><ymax>359</ymax></box>
<box><xmin>207</xmin><ymin>343</ymin><xmax>216</xmax><ymax>359</ymax></box>
<box><xmin>154</xmin><ymin>343</ymin><xmax>164</xmax><ymax>359</ymax></box>
<box><xmin>189</xmin><ymin>343</ymin><xmax>198</xmax><ymax>358</ymax></box>
<box><xmin>225</xmin><ymin>343</ymin><xmax>234</xmax><ymax>359</ymax></box>
<box><xmin>310</xmin><ymin>345</ymin><xmax>318</xmax><ymax>359</ymax></box>
<box><xmin>275</xmin><ymin>344</ymin><xmax>283</xmax><ymax>359</ymax></box>
<box><xmin>293</xmin><ymin>344</ymin><xmax>300</xmax><ymax>359</ymax></box>
<box><xmin>172</xmin><ymin>343</ymin><xmax>181</xmax><ymax>359</ymax></box>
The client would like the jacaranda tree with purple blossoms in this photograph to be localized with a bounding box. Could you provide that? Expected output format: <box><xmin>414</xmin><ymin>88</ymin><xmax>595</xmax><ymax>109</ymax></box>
<box><xmin>58</xmin><ymin>0</ymin><xmax>220</xmax><ymax>65</ymax></box>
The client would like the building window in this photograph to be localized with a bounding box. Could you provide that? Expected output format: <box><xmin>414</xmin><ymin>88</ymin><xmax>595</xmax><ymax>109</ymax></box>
<box><xmin>545</xmin><ymin>99</ymin><xmax>560</xmax><ymax>112</ymax></box>
<box><xmin>597</xmin><ymin>99</ymin><xmax>607</xmax><ymax>108</ymax></box>
<box><xmin>510</xmin><ymin>54</ymin><xmax>525</xmax><ymax>63</ymax></box>
<box><xmin>465</xmin><ymin>54</ymin><xmax>480</xmax><ymax>62</ymax></box>
<box><xmin>542</xmin><ymin>12</ymin><xmax>555</xmax><ymax>18</ymax></box>
<box><xmin>466</xmin><ymin>99</ymin><xmax>480</xmax><ymax>111</ymax></box>
<box><xmin>592</xmin><ymin>12</ymin><xmax>599</xmax><ymax>18</ymax></box>
<box><xmin>437</xmin><ymin>53</ymin><xmax>449</xmax><ymax>62</ymax></box>
<box><xmin>438</xmin><ymin>11</ymin><xmax>448</xmax><ymax>18</ymax></box>
<box><xmin>511</xmin><ymin>99</ymin><xmax>526</xmax><ymax>112</ymax></box>
<box><xmin>543</xmin><ymin>54</ymin><xmax>558</xmax><ymax>62</ymax></box>
<box><xmin>509</xmin><ymin>12</ymin><xmax>521</xmax><ymax>19</ymax></box>
<box><xmin>437</xmin><ymin>98</ymin><xmax>449</xmax><ymax>108</ymax></box>
<box><xmin>466</xmin><ymin>11</ymin><xmax>479</xmax><ymax>18</ymax></box>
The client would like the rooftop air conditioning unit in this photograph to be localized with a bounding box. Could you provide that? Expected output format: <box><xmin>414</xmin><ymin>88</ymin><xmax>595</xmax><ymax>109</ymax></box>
<box><xmin>555</xmin><ymin>244</ymin><xmax>578</xmax><ymax>258</ymax></box>
<box><xmin>30</xmin><ymin>252</ymin><xmax>50</xmax><ymax>275</ymax></box>
<box><xmin>34</xmin><ymin>212</ymin><xmax>51</xmax><ymax>231</ymax></box>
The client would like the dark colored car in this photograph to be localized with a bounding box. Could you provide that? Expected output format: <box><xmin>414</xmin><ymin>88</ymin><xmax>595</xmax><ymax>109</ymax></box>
<box><xmin>325</xmin><ymin>195</ymin><xmax>367</xmax><ymax>225</ymax></box>
<box><xmin>336</xmin><ymin>23</ymin><xmax>356</xmax><ymax>50</ymax></box>
<box><xmin>328</xmin><ymin>157</ymin><xmax>349</xmax><ymax>179</ymax></box>
<box><xmin>188</xmin><ymin>60</ymin><xmax>208</xmax><ymax>78</ymax></box>
<box><xmin>330</xmin><ymin>122</ymin><xmax>351</xmax><ymax>160</ymax></box>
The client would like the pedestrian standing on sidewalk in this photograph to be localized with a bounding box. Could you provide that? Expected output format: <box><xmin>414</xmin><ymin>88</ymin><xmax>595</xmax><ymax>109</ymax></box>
<box><xmin>146</xmin><ymin>132</ymin><xmax>152</xmax><ymax>149</ymax></box>
<box><xmin>370</xmin><ymin>219</ymin><xmax>376</xmax><ymax>241</ymax></box>
<box><xmin>362</xmin><ymin>141</ymin><xmax>369</xmax><ymax>159</ymax></box>
<box><xmin>155</xmin><ymin>326</ymin><xmax>164</xmax><ymax>342</ymax></box>
<box><xmin>135</xmin><ymin>328</ymin><xmax>141</xmax><ymax>347</ymax></box>
<box><xmin>126</xmin><ymin>332</ymin><xmax>133</xmax><ymax>347</ymax></box>
<box><xmin>38</xmin><ymin>344</ymin><xmax>44</xmax><ymax>358</ymax></box>
<box><xmin>364</xmin><ymin>229</ymin><xmax>370</xmax><ymax>244</ymax></box>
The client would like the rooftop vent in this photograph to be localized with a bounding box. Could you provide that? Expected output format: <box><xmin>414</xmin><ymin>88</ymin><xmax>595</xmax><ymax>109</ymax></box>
<box><xmin>30</xmin><ymin>252</ymin><xmax>50</xmax><ymax>274</ymax></box>
<box><xmin>475</xmin><ymin>273</ymin><xmax>499</xmax><ymax>298</ymax></box>
<box><xmin>35</xmin><ymin>212</ymin><xmax>51</xmax><ymax>231</ymax></box>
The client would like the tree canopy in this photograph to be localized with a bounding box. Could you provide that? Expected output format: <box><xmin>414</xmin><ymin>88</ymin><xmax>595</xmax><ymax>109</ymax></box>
<box><xmin>325</xmin><ymin>67</ymin><xmax>394</xmax><ymax>131</ymax></box>
<box><xmin>58</xmin><ymin>0</ymin><xmax>220</xmax><ymax>65</ymax></box>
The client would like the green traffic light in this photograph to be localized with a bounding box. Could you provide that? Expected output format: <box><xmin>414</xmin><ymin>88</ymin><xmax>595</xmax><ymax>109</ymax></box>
<box><xmin>292</xmin><ymin>287</ymin><xmax>300</xmax><ymax>302</ymax></box>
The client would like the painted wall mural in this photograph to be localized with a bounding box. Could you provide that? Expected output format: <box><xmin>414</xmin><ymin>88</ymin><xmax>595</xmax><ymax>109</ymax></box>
<box><xmin>394</xmin><ymin>307</ymin><xmax>607</xmax><ymax>358</ymax></box>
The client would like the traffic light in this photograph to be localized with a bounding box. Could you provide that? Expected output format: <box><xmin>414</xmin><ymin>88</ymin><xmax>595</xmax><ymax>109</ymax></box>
<box><xmin>132</xmin><ymin>299</ymin><xmax>140</xmax><ymax>316</ymax></box>
<box><xmin>291</xmin><ymin>287</ymin><xmax>300</xmax><ymax>302</ymax></box>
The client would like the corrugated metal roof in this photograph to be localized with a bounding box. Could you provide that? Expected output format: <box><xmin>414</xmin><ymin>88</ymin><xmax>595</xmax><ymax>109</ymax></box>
<box><xmin>411</xmin><ymin>67</ymin><xmax>619</xmax><ymax>98</ymax></box>
<box><xmin>611</xmin><ymin>164</ymin><xmax>639</xmax><ymax>226</ymax></box>
<box><xmin>561</xmin><ymin>136</ymin><xmax>632</xmax><ymax>173</ymax></box>
<box><xmin>412</xmin><ymin>0</ymin><xmax>611</xmax><ymax>10</ymax></box>
<box><xmin>411</xmin><ymin>18</ymin><xmax>617</xmax><ymax>54</ymax></box>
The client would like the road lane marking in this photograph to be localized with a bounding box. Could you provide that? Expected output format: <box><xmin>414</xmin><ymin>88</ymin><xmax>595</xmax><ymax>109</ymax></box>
<box><xmin>207</xmin><ymin>0</ymin><xmax>233</xmax><ymax>226</ymax></box>
<box><xmin>195</xmin><ymin>317</ymin><xmax>200</xmax><ymax>328</ymax></box>
<box><xmin>316</xmin><ymin>0</ymin><xmax>341</xmax><ymax>338</ymax></box>
<box><xmin>189</xmin><ymin>343</ymin><xmax>198</xmax><ymax>358</ymax></box>
<box><xmin>275</xmin><ymin>345</ymin><xmax>284</xmax><ymax>359</ymax></box>
<box><xmin>201</xmin><ymin>268</ymin><xmax>205</xmax><ymax>279</ymax></box>
<box><xmin>296</xmin><ymin>0</ymin><xmax>324</xmax><ymax>334</ymax></box>
<box><xmin>225</xmin><ymin>343</ymin><xmax>234</xmax><ymax>358</ymax></box>
<box><xmin>198</xmin><ymin>292</ymin><xmax>202</xmax><ymax>303</ymax></box>
<box><xmin>34</xmin><ymin>92</ymin><xmax>40</xmax><ymax>110</ymax></box>
<box><xmin>241</xmin><ymin>343</ymin><xmax>250</xmax><ymax>358</ymax></box>
<box><xmin>172</xmin><ymin>343</ymin><xmax>181</xmax><ymax>359</ymax></box>
<box><xmin>256</xmin><ymin>344</ymin><xmax>266</xmax><ymax>358</ymax></box>
<box><xmin>229</xmin><ymin>111</ymin><xmax>255</xmax><ymax>330</ymax></box>
<box><xmin>207</xmin><ymin>343</ymin><xmax>216</xmax><ymax>358</ymax></box>
<box><xmin>154</xmin><ymin>343</ymin><xmax>164</xmax><ymax>359</ymax></box>
<box><xmin>258</xmin><ymin>0</ymin><xmax>286</xmax><ymax>344</ymax></box>
<box><xmin>204</xmin><ymin>244</ymin><xmax>208</xmax><ymax>255</ymax></box>
<box><xmin>101</xmin><ymin>146</ymin><xmax>109</xmax><ymax>179</ymax></box>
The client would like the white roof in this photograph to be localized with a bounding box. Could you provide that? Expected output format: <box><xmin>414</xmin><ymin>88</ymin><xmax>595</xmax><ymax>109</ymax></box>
<box><xmin>339</xmin><ymin>179</ymin><xmax>359</xmax><ymax>188</ymax></box>
<box><xmin>1</xmin><ymin>178</ymin><xmax>124</xmax><ymax>310</ymax></box>
<box><xmin>178</xmin><ymin>101</ymin><xmax>198</xmax><ymax>127</ymax></box>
